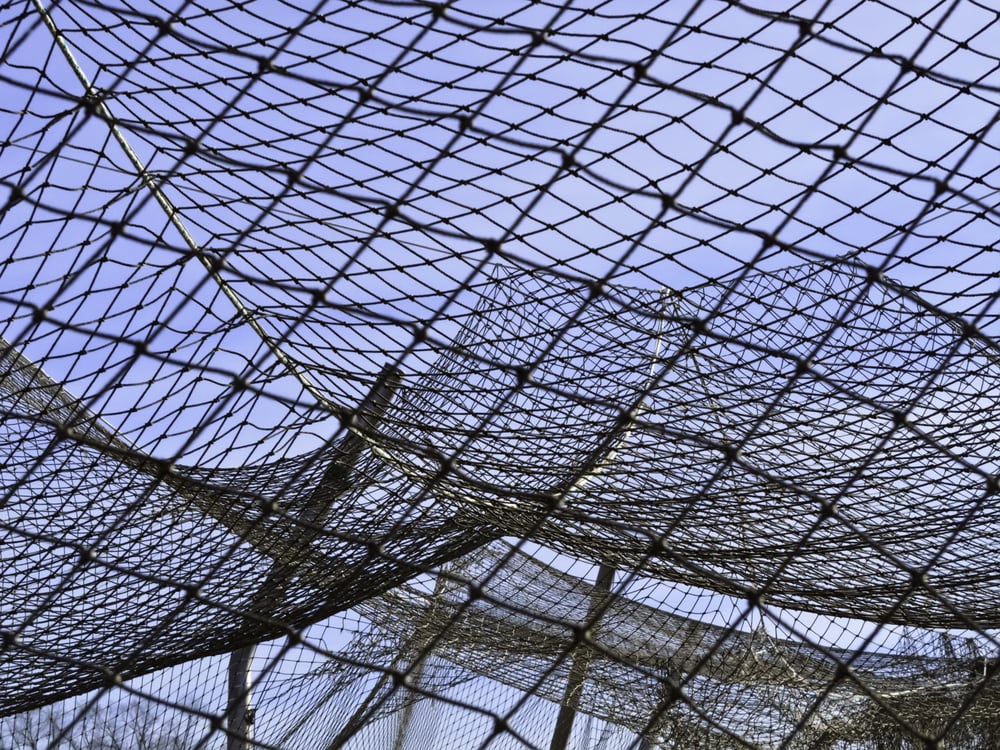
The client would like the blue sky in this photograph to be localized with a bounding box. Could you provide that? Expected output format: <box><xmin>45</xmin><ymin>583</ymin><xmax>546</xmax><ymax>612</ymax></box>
<box><xmin>3</xmin><ymin>0</ymin><xmax>998</xmax><ymax>466</ymax></box>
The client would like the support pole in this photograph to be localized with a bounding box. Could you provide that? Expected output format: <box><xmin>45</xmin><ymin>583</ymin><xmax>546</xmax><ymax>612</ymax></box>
<box><xmin>324</xmin><ymin>570</ymin><xmax>449</xmax><ymax>750</ymax></box>
<box><xmin>322</xmin><ymin>666</ymin><xmax>399</xmax><ymax>750</ymax></box>
<box><xmin>225</xmin><ymin>366</ymin><xmax>403</xmax><ymax>750</ymax></box>
<box><xmin>227</xmin><ymin>647</ymin><xmax>256</xmax><ymax>750</ymax></box>
<box><xmin>388</xmin><ymin>569</ymin><xmax>451</xmax><ymax>750</ymax></box>
<box><xmin>548</xmin><ymin>562</ymin><xmax>615</xmax><ymax>750</ymax></box>
<box><xmin>548</xmin><ymin>290</ymin><xmax>669</xmax><ymax>750</ymax></box>
<box><xmin>390</xmin><ymin>656</ymin><xmax>424</xmax><ymax>750</ymax></box>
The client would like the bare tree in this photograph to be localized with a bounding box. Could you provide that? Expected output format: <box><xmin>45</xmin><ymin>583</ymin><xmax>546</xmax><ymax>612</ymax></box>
<box><xmin>0</xmin><ymin>698</ymin><xmax>215</xmax><ymax>750</ymax></box>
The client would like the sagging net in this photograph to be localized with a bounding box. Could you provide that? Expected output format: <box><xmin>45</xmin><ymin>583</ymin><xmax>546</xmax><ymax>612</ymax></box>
<box><xmin>2</xmin><ymin>0</ymin><xmax>1000</xmax><ymax>747</ymax></box>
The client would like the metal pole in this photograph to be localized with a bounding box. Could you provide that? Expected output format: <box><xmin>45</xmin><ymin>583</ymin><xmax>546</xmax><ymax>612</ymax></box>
<box><xmin>225</xmin><ymin>366</ymin><xmax>402</xmax><ymax>750</ymax></box>
<box><xmin>227</xmin><ymin>646</ymin><xmax>256</xmax><ymax>750</ymax></box>
<box><xmin>325</xmin><ymin>569</ymin><xmax>449</xmax><ymax>750</ymax></box>
<box><xmin>548</xmin><ymin>562</ymin><xmax>615</xmax><ymax>750</ymax></box>
<box><xmin>549</xmin><ymin>289</ymin><xmax>669</xmax><ymax>750</ymax></box>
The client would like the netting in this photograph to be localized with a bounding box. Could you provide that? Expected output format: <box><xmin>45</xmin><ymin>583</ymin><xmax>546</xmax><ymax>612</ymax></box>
<box><xmin>2</xmin><ymin>0</ymin><xmax>1000</xmax><ymax>748</ymax></box>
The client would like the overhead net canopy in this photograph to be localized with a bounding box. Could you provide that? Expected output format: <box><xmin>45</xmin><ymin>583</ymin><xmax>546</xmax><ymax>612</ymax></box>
<box><xmin>2</xmin><ymin>1</ymin><xmax>1000</xmax><ymax>748</ymax></box>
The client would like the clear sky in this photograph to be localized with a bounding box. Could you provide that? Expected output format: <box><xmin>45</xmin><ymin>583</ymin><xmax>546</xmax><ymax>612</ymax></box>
<box><xmin>3</xmin><ymin>0</ymin><xmax>998</xmax><ymax>468</ymax></box>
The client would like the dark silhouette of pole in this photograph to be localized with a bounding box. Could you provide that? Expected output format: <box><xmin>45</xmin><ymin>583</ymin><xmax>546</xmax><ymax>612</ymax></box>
<box><xmin>226</xmin><ymin>366</ymin><xmax>403</xmax><ymax>750</ymax></box>
<box><xmin>548</xmin><ymin>562</ymin><xmax>616</xmax><ymax>750</ymax></box>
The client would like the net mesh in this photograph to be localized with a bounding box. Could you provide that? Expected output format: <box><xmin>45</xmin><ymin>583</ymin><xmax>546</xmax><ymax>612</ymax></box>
<box><xmin>2</xmin><ymin>0</ymin><xmax>1000</xmax><ymax>748</ymax></box>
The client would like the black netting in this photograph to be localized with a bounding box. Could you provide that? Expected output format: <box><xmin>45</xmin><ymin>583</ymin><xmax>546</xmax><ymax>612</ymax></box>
<box><xmin>3</xmin><ymin>1</ymin><xmax>1000</xmax><ymax>748</ymax></box>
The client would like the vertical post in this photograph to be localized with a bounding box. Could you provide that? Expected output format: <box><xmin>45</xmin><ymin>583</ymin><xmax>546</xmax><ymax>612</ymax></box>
<box><xmin>389</xmin><ymin>573</ymin><xmax>446</xmax><ymax>750</ymax></box>
<box><xmin>549</xmin><ymin>289</ymin><xmax>668</xmax><ymax>750</ymax></box>
<box><xmin>323</xmin><ymin>570</ymin><xmax>449</xmax><ymax>750</ymax></box>
<box><xmin>227</xmin><ymin>647</ymin><xmax>256</xmax><ymax>750</ymax></box>
<box><xmin>632</xmin><ymin>666</ymin><xmax>681</xmax><ymax>750</ymax></box>
<box><xmin>548</xmin><ymin>563</ymin><xmax>615</xmax><ymax>750</ymax></box>
<box><xmin>225</xmin><ymin>366</ymin><xmax>403</xmax><ymax>750</ymax></box>
<box><xmin>390</xmin><ymin>658</ymin><xmax>423</xmax><ymax>750</ymax></box>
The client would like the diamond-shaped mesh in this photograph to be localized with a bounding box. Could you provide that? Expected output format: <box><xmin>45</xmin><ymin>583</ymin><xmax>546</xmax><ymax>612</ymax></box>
<box><xmin>2</xmin><ymin>1</ymin><xmax>1000</xmax><ymax>748</ymax></box>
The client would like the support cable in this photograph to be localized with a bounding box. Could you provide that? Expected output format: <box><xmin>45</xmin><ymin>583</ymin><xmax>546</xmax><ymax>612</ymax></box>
<box><xmin>31</xmin><ymin>0</ymin><xmax>335</xmax><ymax>414</ymax></box>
